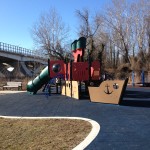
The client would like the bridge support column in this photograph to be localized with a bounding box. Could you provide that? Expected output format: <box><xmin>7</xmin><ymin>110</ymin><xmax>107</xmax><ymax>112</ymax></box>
<box><xmin>20</xmin><ymin>61</ymin><xmax>42</xmax><ymax>77</ymax></box>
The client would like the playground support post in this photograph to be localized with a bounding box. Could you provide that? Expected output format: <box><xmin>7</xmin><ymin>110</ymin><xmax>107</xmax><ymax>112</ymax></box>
<box><xmin>141</xmin><ymin>70</ymin><xmax>145</xmax><ymax>86</ymax></box>
<box><xmin>48</xmin><ymin>59</ymin><xmax>51</xmax><ymax>95</ymax></box>
<box><xmin>132</xmin><ymin>71</ymin><xmax>135</xmax><ymax>87</ymax></box>
<box><xmin>70</xmin><ymin>60</ymin><xmax>73</xmax><ymax>97</ymax></box>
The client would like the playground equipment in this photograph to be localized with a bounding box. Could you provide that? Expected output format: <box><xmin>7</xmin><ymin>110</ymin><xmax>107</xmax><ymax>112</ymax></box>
<box><xmin>27</xmin><ymin>37</ymin><xmax>128</xmax><ymax>104</ymax></box>
<box><xmin>88</xmin><ymin>79</ymin><xmax>128</xmax><ymax>104</ymax></box>
<box><xmin>27</xmin><ymin>66</ymin><xmax>50</xmax><ymax>94</ymax></box>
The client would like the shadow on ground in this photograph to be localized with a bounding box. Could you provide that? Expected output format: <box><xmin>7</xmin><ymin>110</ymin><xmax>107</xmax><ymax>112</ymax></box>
<box><xmin>120</xmin><ymin>88</ymin><xmax>150</xmax><ymax>107</ymax></box>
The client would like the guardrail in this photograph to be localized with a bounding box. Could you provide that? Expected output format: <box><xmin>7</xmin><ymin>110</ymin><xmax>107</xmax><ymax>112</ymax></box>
<box><xmin>0</xmin><ymin>42</ymin><xmax>48</xmax><ymax>59</ymax></box>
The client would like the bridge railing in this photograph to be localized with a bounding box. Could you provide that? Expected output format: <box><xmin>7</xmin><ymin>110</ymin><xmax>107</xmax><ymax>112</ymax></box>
<box><xmin>0</xmin><ymin>42</ymin><xmax>48</xmax><ymax>59</ymax></box>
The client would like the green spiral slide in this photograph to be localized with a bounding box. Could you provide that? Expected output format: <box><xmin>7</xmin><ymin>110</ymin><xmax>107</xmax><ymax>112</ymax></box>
<box><xmin>27</xmin><ymin>66</ymin><xmax>50</xmax><ymax>94</ymax></box>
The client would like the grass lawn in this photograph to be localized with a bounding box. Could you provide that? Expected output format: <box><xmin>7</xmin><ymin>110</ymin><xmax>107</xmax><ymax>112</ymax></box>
<box><xmin>0</xmin><ymin>118</ymin><xmax>92</xmax><ymax>150</ymax></box>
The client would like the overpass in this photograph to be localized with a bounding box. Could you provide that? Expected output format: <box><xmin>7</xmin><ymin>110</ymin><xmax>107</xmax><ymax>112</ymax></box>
<box><xmin>0</xmin><ymin>42</ymin><xmax>49</xmax><ymax>78</ymax></box>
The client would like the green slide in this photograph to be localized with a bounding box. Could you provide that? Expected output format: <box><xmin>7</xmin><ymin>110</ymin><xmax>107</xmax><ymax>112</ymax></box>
<box><xmin>27</xmin><ymin>66</ymin><xmax>50</xmax><ymax>94</ymax></box>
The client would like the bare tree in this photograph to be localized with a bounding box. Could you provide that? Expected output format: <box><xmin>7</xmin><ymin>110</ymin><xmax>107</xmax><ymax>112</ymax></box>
<box><xmin>75</xmin><ymin>8</ymin><xmax>106</xmax><ymax>61</ymax></box>
<box><xmin>75</xmin><ymin>9</ymin><xmax>102</xmax><ymax>38</ymax></box>
<box><xmin>103</xmin><ymin>0</ymin><xmax>133</xmax><ymax>64</ymax></box>
<box><xmin>98</xmin><ymin>0</ymin><xmax>149</xmax><ymax>71</ymax></box>
<box><xmin>31</xmin><ymin>8</ymin><xmax>70</xmax><ymax>60</ymax></box>
<box><xmin>75</xmin><ymin>9</ymin><xmax>91</xmax><ymax>38</ymax></box>
<box><xmin>147</xmin><ymin>17</ymin><xmax>150</xmax><ymax>53</ymax></box>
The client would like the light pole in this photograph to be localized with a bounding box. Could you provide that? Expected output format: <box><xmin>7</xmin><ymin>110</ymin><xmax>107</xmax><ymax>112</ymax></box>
<box><xmin>7</xmin><ymin>67</ymin><xmax>14</xmax><ymax>81</ymax></box>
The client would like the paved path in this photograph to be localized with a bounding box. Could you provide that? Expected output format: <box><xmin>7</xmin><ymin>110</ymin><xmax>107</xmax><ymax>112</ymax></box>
<box><xmin>0</xmin><ymin>87</ymin><xmax>150</xmax><ymax>150</ymax></box>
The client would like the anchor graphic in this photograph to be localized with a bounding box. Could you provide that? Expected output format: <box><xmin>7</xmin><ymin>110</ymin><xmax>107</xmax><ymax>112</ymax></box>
<box><xmin>104</xmin><ymin>84</ymin><xmax>113</xmax><ymax>94</ymax></box>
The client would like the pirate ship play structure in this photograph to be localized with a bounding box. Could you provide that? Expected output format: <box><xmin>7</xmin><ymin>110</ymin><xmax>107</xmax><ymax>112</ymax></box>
<box><xmin>27</xmin><ymin>37</ymin><xmax>128</xmax><ymax>104</ymax></box>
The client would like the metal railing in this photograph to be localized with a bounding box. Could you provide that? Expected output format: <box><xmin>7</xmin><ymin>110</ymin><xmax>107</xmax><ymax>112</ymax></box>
<box><xmin>0</xmin><ymin>42</ymin><xmax>48</xmax><ymax>59</ymax></box>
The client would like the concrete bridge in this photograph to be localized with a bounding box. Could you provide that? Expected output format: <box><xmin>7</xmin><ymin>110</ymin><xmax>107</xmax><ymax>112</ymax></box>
<box><xmin>0</xmin><ymin>42</ymin><xmax>48</xmax><ymax>78</ymax></box>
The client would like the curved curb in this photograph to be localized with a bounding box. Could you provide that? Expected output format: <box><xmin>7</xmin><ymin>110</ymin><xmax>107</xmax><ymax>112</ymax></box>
<box><xmin>0</xmin><ymin>116</ymin><xmax>100</xmax><ymax>150</ymax></box>
<box><xmin>0</xmin><ymin>91</ymin><xmax>25</xmax><ymax>94</ymax></box>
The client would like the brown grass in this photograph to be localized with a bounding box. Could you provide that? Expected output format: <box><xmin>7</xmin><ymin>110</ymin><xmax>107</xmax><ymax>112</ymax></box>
<box><xmin>0</xmin><ymin>118</ymin><xmax>92</xmax><ymax>150</ymax></box>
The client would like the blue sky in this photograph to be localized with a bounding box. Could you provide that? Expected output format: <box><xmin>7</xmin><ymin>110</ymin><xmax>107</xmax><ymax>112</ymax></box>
<box><xmin>0</xmin><ymin>0</ymin><xmax>110</xmax><ymax>49</ymax></box>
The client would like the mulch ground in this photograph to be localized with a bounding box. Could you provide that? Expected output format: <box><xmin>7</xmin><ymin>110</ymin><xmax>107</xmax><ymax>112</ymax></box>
<box><xmin>0</xmin><ymin>118</ymin><xmax>92</xmax><ymax>150</ymax></box>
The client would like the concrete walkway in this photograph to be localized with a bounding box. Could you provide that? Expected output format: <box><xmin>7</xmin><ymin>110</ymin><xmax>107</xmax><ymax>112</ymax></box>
<box><xmin>0</xmin><ymin>87</ymin><xmax>150</xmax><ymax>150</ymax></box>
